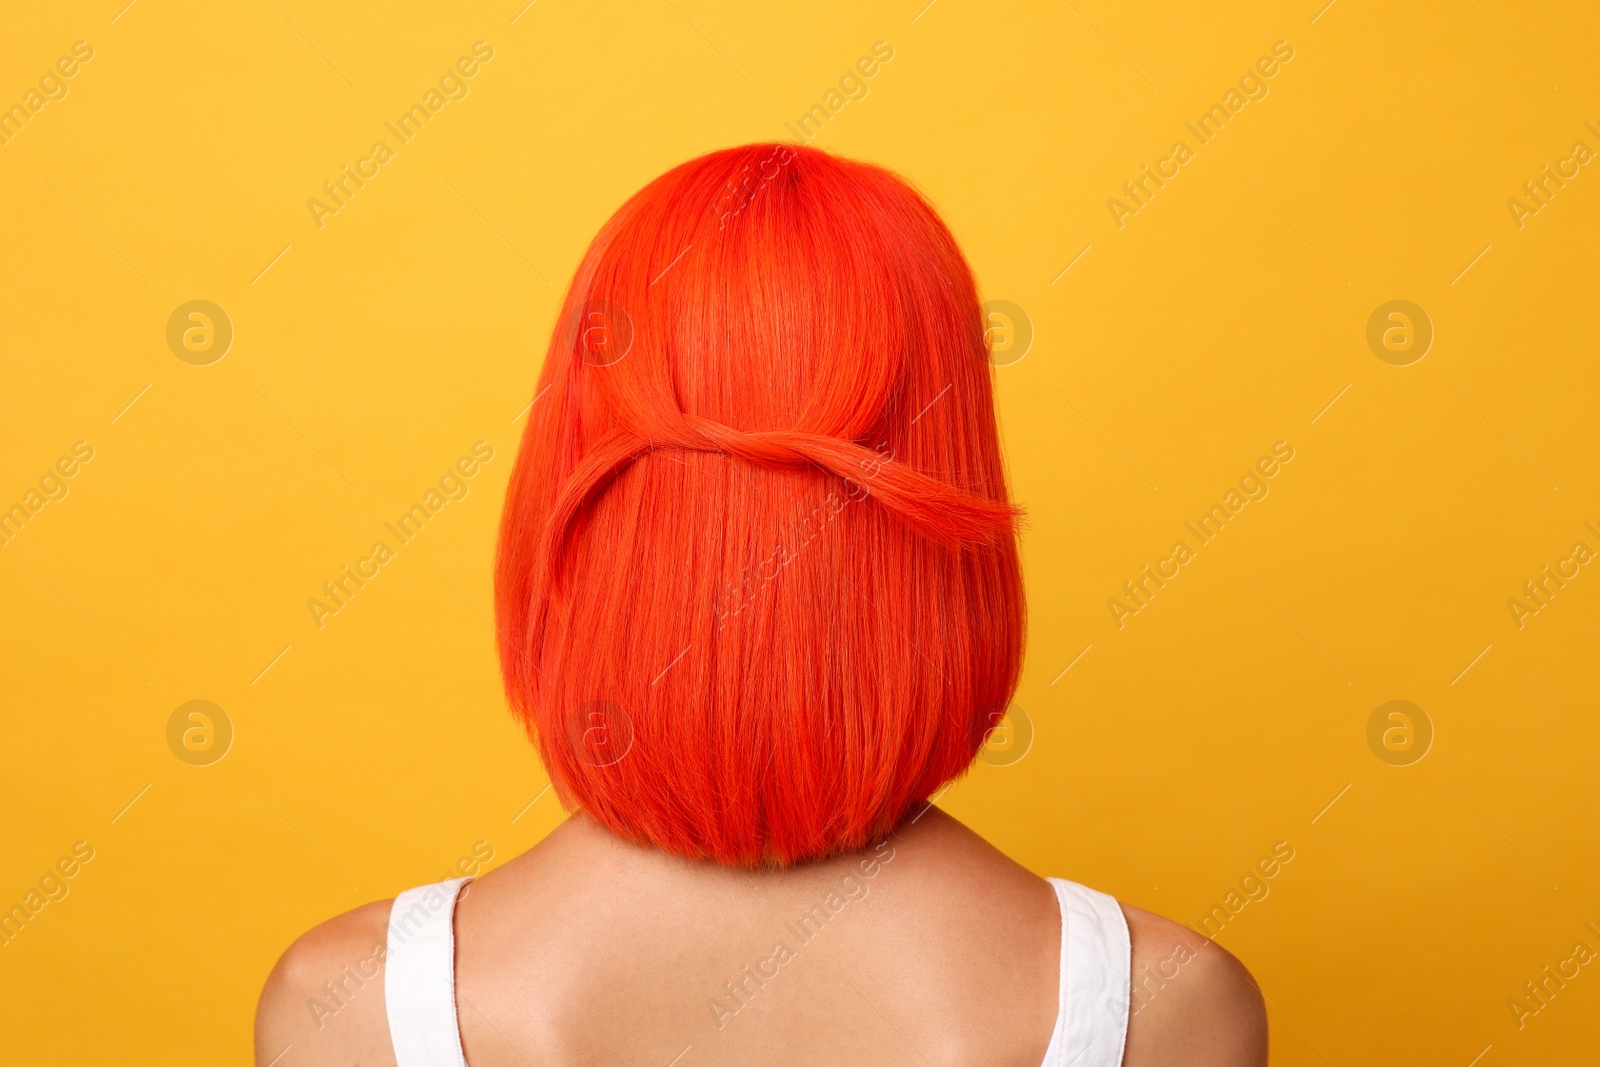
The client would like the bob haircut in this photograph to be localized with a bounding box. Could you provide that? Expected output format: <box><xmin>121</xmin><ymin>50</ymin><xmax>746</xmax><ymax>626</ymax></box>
<box><xmin>496</xmin><ymin>143</ymin><xmax>1024</xmax><ymax>867</ymax></box>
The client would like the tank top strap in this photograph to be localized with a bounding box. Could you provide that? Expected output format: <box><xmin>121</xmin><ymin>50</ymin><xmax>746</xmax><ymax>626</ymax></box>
<box><xmin>1041</xmin><ymin>877</ymin><xmax>1131</xmax><ymax>1067</ymax></box>
<box><xmin>384</xmin><ymin>877</ymin><xmax>473</xmax><ymax>1067</ymax></box>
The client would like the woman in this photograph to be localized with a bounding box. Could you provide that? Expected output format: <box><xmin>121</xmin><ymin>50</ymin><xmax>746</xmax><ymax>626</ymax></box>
<box><xmin>256</xmin><ymin>143</ymin><xmax>1266</xmax><ymax>1066</ymax></box>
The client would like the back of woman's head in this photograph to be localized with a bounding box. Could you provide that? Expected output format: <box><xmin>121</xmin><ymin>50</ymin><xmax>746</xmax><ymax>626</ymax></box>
<box><xmin>495</xmin><ymin>142</ymin><xmax>1024</xmax><ymax>867</ymax></box>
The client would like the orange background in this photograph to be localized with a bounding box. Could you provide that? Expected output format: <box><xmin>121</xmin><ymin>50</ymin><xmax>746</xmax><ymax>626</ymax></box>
<box><xmin>1</xmin><ymin>1</ymin><xmax>1597</xmax><ymax>1063</ymax></box>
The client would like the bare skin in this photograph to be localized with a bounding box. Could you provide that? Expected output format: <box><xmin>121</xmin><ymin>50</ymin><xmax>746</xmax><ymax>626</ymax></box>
<box><xmin>257</xmin><ymin>807</ymin><xmax>1266</xmax><ymax>1066</ymax></box>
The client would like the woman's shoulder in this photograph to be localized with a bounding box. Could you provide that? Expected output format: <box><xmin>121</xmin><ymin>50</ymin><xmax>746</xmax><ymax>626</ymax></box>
<box><xmin>1119</xmin><ymin>902</ymin><xmax>1268</xmax><ymax>1067</ymax></box>
<box><xmin>254</xmin><ymin>897</ymin><xmax>397</xmax><ymax>1066</ymax></box>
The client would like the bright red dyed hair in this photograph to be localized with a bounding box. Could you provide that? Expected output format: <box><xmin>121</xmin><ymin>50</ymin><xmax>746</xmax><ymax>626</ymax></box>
<box><xmin>495</xmin><ymin>143</ymin><xmax>1024</xmax><ymax>867</ymax></box>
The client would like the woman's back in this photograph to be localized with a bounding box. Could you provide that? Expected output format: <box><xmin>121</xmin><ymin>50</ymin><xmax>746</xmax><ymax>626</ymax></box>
<box><xmin>256</xmin><ymin>809</ymin><xmax>1265</xmax><ymax>1066</ymax></box>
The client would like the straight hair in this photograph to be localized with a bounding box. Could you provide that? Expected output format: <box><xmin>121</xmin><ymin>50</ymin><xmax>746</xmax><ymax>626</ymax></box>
<box><xmin>495</xmin><ymin>143</ymin><xmax>1024</xmax><ymax>866</ymax></box>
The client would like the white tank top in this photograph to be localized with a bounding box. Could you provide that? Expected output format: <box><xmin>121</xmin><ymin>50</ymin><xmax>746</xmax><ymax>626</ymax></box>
<box><xmin>384</xmin><ymin>875</ymin><xmax>1130</xmax><ymax>1066</ymax></box>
